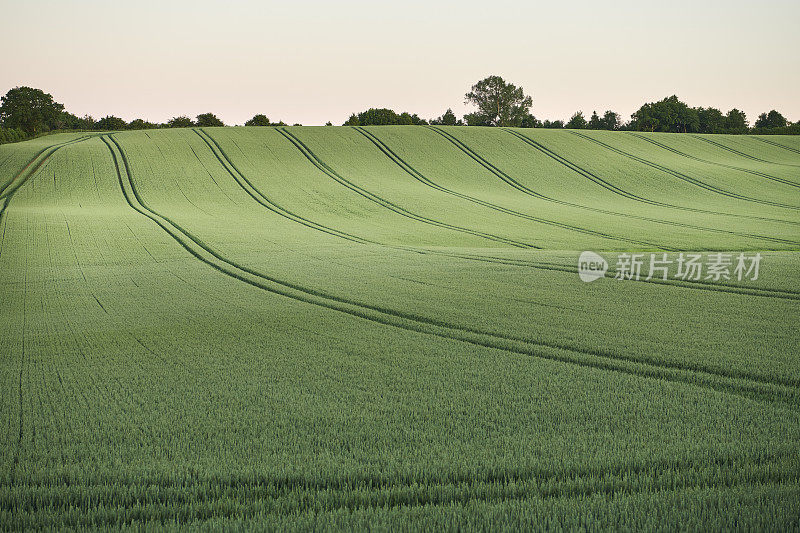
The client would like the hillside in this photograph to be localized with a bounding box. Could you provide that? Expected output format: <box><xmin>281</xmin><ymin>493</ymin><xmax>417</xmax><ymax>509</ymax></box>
<box><xmin>1</xmin><ymin>127</ymin><xmax>799</xmax><ymax>528</ymax></box>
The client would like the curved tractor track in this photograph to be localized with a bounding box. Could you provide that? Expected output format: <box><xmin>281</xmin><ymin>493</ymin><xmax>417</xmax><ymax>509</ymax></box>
<box><xmin>100</xmin><ymin>133</ymin><xmax>800</xmax><ymax>408</ymax></box>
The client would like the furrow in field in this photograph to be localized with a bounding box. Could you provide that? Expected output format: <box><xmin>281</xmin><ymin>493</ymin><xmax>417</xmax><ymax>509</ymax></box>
<box><xmin>102</xmin><ymin>133</ymin><xmax>800</xmax><ymax>405</ymax></box>
<box><xmin>753</xmin><ymin>136</ymin><xmax>800</xmax><ymax>155</ymax></box>
<box><xmin>194</xmin><ymin>128</ymin><xmax>373</xmax><ymax>245</ymax></box>
<box><xmin>570</xmin><ymin>131</ymin><xmax>800</xmax><ymax>210</ymax></box>
<box><xmin>357</xmin><ymin>127</ymin><xmax>672</xmax><ymax>250</ymax></box>
<box><xmin>626</xmin><ymin>132</ymin><xmax>800</xmax><ymax>188</ymax></box>
<box><xmin>373</xmin><ymin>126</ymin><xmax>795</xmax><ymax>248</ymax></box>
<box><xmin>693</xmin><ymin>135</ymin><xmax>800</xmax><ymax>167</ymax></box>
<box><xmin>434</xmin><ymin>126</ymin><xmax>798</xmax><ymax>229</ymax></box>
<box><xmin>275</xmin><ymin>128</ymin><xmax>537</xmax><ymax>249</ymax></box>
<box><xmin>0</xmin><ymin>136</ymin><xmax>93</xmax><ymax>200</ymax></box>
<box><xmin>0</xmin><ymin>137</ymin><xmax>93</xmax><ymax>258</ymax></box>
<box><xmin>199</xmin><ymin>129</ymin><xmax>797</xmax><ymax>300</ymax></box>
<box><xmin>437</xmin><ymin>252</ymin><xmax>800</xmax><ymax>299</ymax></box>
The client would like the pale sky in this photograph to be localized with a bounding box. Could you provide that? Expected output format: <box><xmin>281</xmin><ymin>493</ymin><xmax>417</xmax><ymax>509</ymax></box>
<box><xmin>1</xmin><ymin>0</ymin><xmax>798</xmax><ymax>126</ymax></box>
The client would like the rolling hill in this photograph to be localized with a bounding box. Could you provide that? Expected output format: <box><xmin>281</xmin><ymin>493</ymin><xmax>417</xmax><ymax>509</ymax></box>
<box><xmin>1</xmin><ymin>126</ymin><xmax>798</xmax><ymax>529</ymax></box>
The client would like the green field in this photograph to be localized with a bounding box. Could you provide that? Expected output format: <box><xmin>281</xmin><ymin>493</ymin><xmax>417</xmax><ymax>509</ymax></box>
<box><xmin>1</xmin><ymin>126</ymin><xmax>799</xmax><ymax>529</ymax></box>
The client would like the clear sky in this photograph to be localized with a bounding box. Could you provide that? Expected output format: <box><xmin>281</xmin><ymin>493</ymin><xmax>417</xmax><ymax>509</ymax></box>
<box><xmin>2</xmin><ymin>0</ymin><xmax>798</xmax><ymax>126</ymax></box>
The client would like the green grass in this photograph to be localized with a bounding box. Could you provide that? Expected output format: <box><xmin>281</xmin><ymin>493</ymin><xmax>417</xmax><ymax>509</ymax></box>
<box><xmin>1</xmin><ymin>126</ymin><xmax>798</xmax><ymax>529</ymax></box>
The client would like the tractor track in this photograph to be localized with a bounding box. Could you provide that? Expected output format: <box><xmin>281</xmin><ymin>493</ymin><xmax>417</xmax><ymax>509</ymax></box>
<box><xmin>101</xmin><ymin>133</ymin><xmax>800</xmax><ymax>407</ymax></box>
<box><xmin>626</xmin><ymin>132</ymin><xmax>800</xmax><ymax>188</ymax></box>
<box><xmin>569</xmin><ymin>131</ymin><xmax>800</xmax><ymax>211</ymax></box>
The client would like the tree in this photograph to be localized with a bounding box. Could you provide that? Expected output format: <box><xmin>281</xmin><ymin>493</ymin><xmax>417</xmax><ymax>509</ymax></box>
<box><xmin>196</xmin><ymin>113</ymin><xmax>224</xmax><ymax>127</ymax></box>
<box><xmin>520</xmin><ymin>114</ymin><xmax>541</xmax><ymax>128</ymax></box>
<box><xmin>565</xmin><ymin>111</ymin><xmax>587</xmax><ymax>129</ymax></box>
<box><xmin>697</xmin><ymin>107</ymin><xmax>725</xmax><ymax>133</ymax></box>
<box><xmin>398</xmin><ymin>112</ymin><xmax>414</xmax><ymax>125</ymax></box>
<box><xmin>0</xmin><ymin>127</ymin><xmax>27</xmax><ymax>144</ymax></box>
<box><xmin>541</xmin><ymin>120</ymin><xmax>564</xmax><ymax>129</ymax></box>
<box><xmin>59</xmin><ymin>112</ymin><xmax>95</xmax><ymax>130</ymax></box>
<box><xmin>128</xmin><ymin>119</ymin><xmax>157</xmax><ymax>130</ymax></box>
<box><xmin>601</xmin><ymin>110</ymin><xmax>620</xmax><ymax>130</ymax></box>
<box><xmin>630</xmin><ymin>95</ymin><xmax>699</xmax><ymax>133</ymax></box>
<box><xmin>587</xmin><ymin>111</ymin><xmax>603</xmax><ymax>130</ymax></box>
<box><xmin>245</xmin><ymin>114</ymin><xmax>272</xmax><ymax>126</ymax></box>
<box><xmin>342</xmin><ymin>108</ymin><xmax>426</xmax><ymax>126</ymax></box>
<box><xmin>167</xmin><ymin>116</ymin><xmax>194</xmax><ymax>128</ymax></box>
<box><xmin>430</xmin><ymin>108</ymin><xmax>461</xmax><ymax>126</ymax></box>
<box><xmin>94</xmin><ymin>116</ymin><xmax>127</xmax><ymax>130</ymax></box>
<box><xmin>464</xmin><ymin>112</ymin><xmax>491</xmax><ymax>126</ymax></box>
<box><xmin>0</xmin><ymin>87</ymin><xmax>65</xmax><ymax>135</ymax></box>
<box><xmin>754</xmin><ymin>110</ymin><xmax>788</xmax><ymax>129</ymax></box>
<box><xmin>355</xmin><ymin>108</ymin><xmax>399</xmax><ymax>125</ymax></box>
<box><xmin>464</xmin><ymin>75</ymin><xmax>532</xmax><ymax>127</ymax></box>
<box><xmin>724</xmin><ymin>109</ymin><xmax>748</xmax><ymax>134</ymax></box>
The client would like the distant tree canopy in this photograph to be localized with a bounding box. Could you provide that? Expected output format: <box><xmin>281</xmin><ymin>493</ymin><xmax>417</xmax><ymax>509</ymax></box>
<box><xmin>464</xmin><ymin>75</ymin><xmax>532</xmax><ymax>127</ymax></box>
<box><xmin>725</xmin><ymin>109</ymin><xmax>748</xmax><ymax>134</ymax></box>
<box><xmin>246</xmin><ymin>114</ymin><xmax>271</xmax><ymax>126</ymax></box>
<box><xmin>94</xmin><ymin>116</ymin><xmax>127</xmax><ymax>131</ymax></box>
<box><xmin>168</xmin><ymin>116</ymin><xmax>194</xmax><ymax>128</ymax></box>
<box><xmin>696</xmin><ymin>107</ymin><xmax>726</xmax><ymax>134</ymax></box>
<box><xmin>343</xmin><ymin>108</ymin><xmax>427</xmax><ymax>126</ymax></box>
<box><xmin>196</xmin><ymin>113</ymin><xmax>224</xmax><ymax>127</ymax></box>
<box><xmin>0</xmin><ymin>87</ymin><xmax>65</xmax><ymax>135</ymax></box>
<box><xmin>244</xmin><ymin>114</ymin><xmax>286</xmax><ymax>126</ymax></box>
<box><xmin>566</xmin><ymin>111</ymin><xmax>587</xmax><ymax>129</ymax></box>
<box><xmin>754</xmin><ymin>110</ymin><xmax>788</xmax><ymax>129</ymax></box>
<box><xmin>520</xmin><ymin>114</ymin><xmax>541</xmax><ymax>128</ymax></box>
<box><xmin>128</xmin><ymin>119</ymin><xmax>157</xmax><ymax>130</ymax></box>
<box><xmin>1</xmin><ymin>85</ymin><xmax>798</xmax><ymax>142</ymax></box>
<box><xmin>541</xmin><ymin>119</ymin><xmax>564</xmax><ymax>129</ymax></box>
<box><xmin>624</xmin><ymin>96</ymin><xmax>798</xmax><ymax>134</ymax></box>
<box><xmin>430</xmin><ymin>108</ymin><xmax>462</xmax><ymax>126</ymax></box>
<box><xmin>581</xmin><ymin>110</ymin><xmax>621</xmax><ymax>131</ymax></box>
<box><xmin>57</xmin><ymin>112</ymin><xmax>94</xmax><ymax>131</ymax></box>
<box><xmin>630</xmin><ymin>95</ymin><xmax>699</xmax><ymax>133</ymax></box>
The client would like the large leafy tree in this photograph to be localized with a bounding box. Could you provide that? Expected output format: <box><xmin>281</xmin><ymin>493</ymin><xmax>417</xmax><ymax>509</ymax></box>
<box><xmin>602</xmin><ymin>110</ymin><xmax>621</xmax><ymax>130</ymax></box>
<box><xmin>167</xmin><ymin>116</ymin><xmax>194</xmax><ymax>128</ymax></box>
<box><xmin>754</xmin><ymin>110</ymin><xmax>788</xmax><ymax>129</ymax></box>
<box><xmin>342</xmin><ymin>108</ymin><xmax>426</xmax><ymax>126</ymax></box>
<box><xmin>196</xmin><ymin>113</ymin><xmax>224</xmax><ymax>127</ymax></box>
<box><xmin>697</xmin><ymin>107</ymin><xmax>726</xmax><ymax>133</ymax></box>
<box><xmin>128</xmin><ymin>118</ymin><xmax>157</xmax><ymax>130</ymax></box>
<box><xmin>0</xmin><ymin>86</ymin><xmax>65</xmax><ymax>135</ymax></box>
<box><xmin>245</xmin><ymin>114</ymin><xmax>272</xmax><ymax>126</ymax></box>
<box><xmin>631</xmin><ymin>95</ymin><xmax>699</xmax><ymax>133</ymax></box>
<box><xmin>94</xmin><ymin>116</ymin><xmax>127</xmax><ymax>131</ymax></box>
<box><xmin>464</xmin><ymin>75</ymin><xmax>532</xmax><ymax>127</ymax></box>
<box><xmin>724</xmin><ymin>109</ymin><xmax>748</xmax><ymax>134</ymax></box>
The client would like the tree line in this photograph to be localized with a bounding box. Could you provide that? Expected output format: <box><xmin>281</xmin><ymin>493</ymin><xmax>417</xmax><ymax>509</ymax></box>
<box><xmin>0</xmin><ymin>87</ymin><xmax>303</xmax><ymax>144</ymax></box>
<box><xmin>1</xmin><ymin>80</ymin><xmax>797</xmax><ymax>145</ymax></box>
<box><xmin>340</xmin><ymin>76</ymin><xmax>797</xmax><ymax>134</ymax></box>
